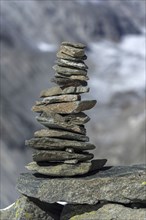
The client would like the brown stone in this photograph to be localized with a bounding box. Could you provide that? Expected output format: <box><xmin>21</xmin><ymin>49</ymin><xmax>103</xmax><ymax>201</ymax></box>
<box><xmin>61</xmin><ymin>42</ymin><xmax>86</xmax><ymax>49</ymax></box>
<box><xmin>51</xmin><ymin>77</ymin><xmax>87</xmax><ymax>87</ymax></box>
<box><xmin>57</xmin><ymin>51</ymin><xmax>87</xmax><ymax>61</ymax></box>
<box><xmin>60</xmin><ymin>45</ymin><xmax>85</xmax><ymax>58</ymax></box>
<box><xmin>40</xmin><ymin>86</ymin><xmax>89</xmax><ymax>97</ymax></box>
<box><xmin>53</xmin><ymin>65</ymin><xmax>87</xmax><ymax>76</ymax></box>
<box><xmin>55</xmin><ymin>73</ymin><xmax>89</xmax><ymax>81</ymax></box>
<box><xmin>32</xmin><ymin>100</ymin><xmax>96</xmax><ymax>114</ymax></box>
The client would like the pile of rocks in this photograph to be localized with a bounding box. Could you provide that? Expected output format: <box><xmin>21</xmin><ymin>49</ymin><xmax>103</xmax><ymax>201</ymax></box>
<box><xmin>25</xmin><ymin>42</ymin><xmax>107</xmax><ymax>177</ymax></box>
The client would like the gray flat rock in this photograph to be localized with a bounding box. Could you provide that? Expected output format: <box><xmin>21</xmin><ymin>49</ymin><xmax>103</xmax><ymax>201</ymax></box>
<box><xmin>26</xmin><ymin>161</ymin><xmax>93</xmax><ymax>176</ymax></box>
<box><xmin>0</xmin><ymin>196</ymin><xmax>62</xmax><ymax>220</ymax></box>
<box><xmin>61</xmin><ymin>42</ymin><xmax>86</xmax><ymax>49</ymax></box>
<box><xmin>57</xmin><ymin>51</ymin><xmax>87</xmax><ymax>61</ymax></box>
<box><xmin>56</xmin><ymin>59</ymin><xmax>88</xmax><ymax>70</ymax></box>
<box><xmin>34</xmin><ymin>129</ymin><xmax>89</xmax><ymax>142</ymax></box>
<box><xmin>32</xmin><ymin>150</ymin><xmax>94</xmax><ymax>162</ymax></box>
<box><xmin>61</xmin><ymin>203</ymin><xmax>146</xmax><ymax>220</ymax></box>
<box><xmin>53</xmin><ymin>65</ymin><xmax>87</xmax><ymax>76</ymax></box>
<box><xmin>36</xmin><ymin>94</ymin><xmax>80</xmax><ymax>105</ymax></box>
<box><xmin>26</xmin><ymin>137</ymin><xmax>95</xmax><ymax>150</ymax></box>
<box><xmin>54</xmin><ymin>73</ymin><xmax>89</xmax><ymax>81</ymax></box>
<box><xmin>51</xmin><ymin>77</ymin><xmax>87</xmax><ymax>87</ymax></box>
<box><xmin>36</xmin><ymin>115</ymin><xmax>86</xmax><ymax>134</ymax></box>
<box><xmin>17</xmin><ymin>165</ymin><xmax>146</xmax><ymax>204</ymax></box>
<box><xmin>32</xmin><ymin>100</ymin><xmax>96</xmax><ymax>114</ymax></box>
<box><xmin>40</xmin><ymin>86</ymin><xmax>89</xmax><ymax>97</ymax></box>
<box><xmin>60</xmin><ymin>45</ymin><xmax>85</xmax><ymax>58</ymax></box>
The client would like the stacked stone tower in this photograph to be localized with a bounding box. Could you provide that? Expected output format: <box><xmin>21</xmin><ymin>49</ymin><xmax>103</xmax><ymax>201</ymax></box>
<box><xmin>25</xmin><ymin>42</ymin><xmax>107</xmax><ymax>177</ymax></box>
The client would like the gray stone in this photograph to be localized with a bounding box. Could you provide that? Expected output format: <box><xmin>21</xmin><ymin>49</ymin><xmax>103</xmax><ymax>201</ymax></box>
<box><xmin>53</xmin><ymin>65</ymin><xmax>87</xmax><ymax>76</ymax></box>
<box><xmin>16</xmin><ymin>165</ymin><xmax>146</xmax><ymax>204</ymax></box>
<box><xmin>32</xmin><ymin>150</ymin><xmax>94</xmax><ymax>162</ymax></box>
<box><xmin>56</xmin><ymin>59</ymin><xmax>88</xmax><ymax>70</ymax></box>
<box><xmin>34</xmin><ymin>129</ymin><xmax>89</xmax><ymax>142</ymax></box>
<box><xmin>61</xmin><ymin>42</ymin><xmax>86</xmax><ymax>49</ymax></box>
<box><xmin>40</xmin><ymin>86</ymin><xmax>89</xmax><ymax>97</ymax></box>
<box><xmin>54</xmin><ymin>73</ymin><xmax>89</xmax><ymax>81</ymax></box>
<box><xmin>36</xmin><ymin>115</ymin><xmax>86</xmax><ymax>134</ymax></box>
<box><xmin>0</xmin><ymin>196</ymin><xmax>62</xmax><ymax>220</ymax></box>
<box><xmin>26</xmin><ymin>161</ymin><xmax>93</xmax><ymax>176</ymax></box>
<box><xmin>51</xmin><ymin>77</ymin><xmax>87</xmax><ymax>87</ymax></box>
<box><xmin>60</xmin><ymin>45</ymin><xmax>85</xmax><ymax>58</ymax></box>
<box><xmin>36</xmin><ymin>94</ymin><xmax>80</xmax><ymax>105</ymax></box>
<box><xmin>26</xmin><ymin>137</ymin><xmax>95</xmax><ymax>150</ymax></box>
<box><xmin>32</xmin><ymin>100</ymin><xmax>96</xmax><ymax>114</ymax></box>
<box><xmin>57</xmin><ymin>51</ymin><xmax>87</xmax><ymax>61</ymax></box>
<box><xmin>61</xmin><ymin>203</ymin><xmax>146</xmax><ymax>220</ymax></box>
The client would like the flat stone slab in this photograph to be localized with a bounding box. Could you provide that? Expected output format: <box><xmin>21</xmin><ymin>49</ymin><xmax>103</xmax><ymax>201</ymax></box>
<box><xmin>34</xmin><ymin>129</ymin><xmax>89</xmax><ymax>142</ymax></box>
<box><xmin>57</xmin><ymin>51</ymin><xmax>87</xmax><ymax>61</ymax></box>
<box><xmin>32</xmin><ymin>150</ymin><xmax>94</xmax><ymax>162</ymax></box>
<box><xmin>61</xmin><ymin>203</ymin><xmax>146</xmax><ymax>220</ymax></box>
<box><xmin>16</xmin><ymin>165</ymin><xmax>146</xmax><ymax>205</ymax></box>
<box><xmin>61</xmin><ymin>42</ymin><xmax>86</xmax><ymax>49</ymax></box>
<box><xmin>40</xmin><ymin>86</ymin><xmax>89</xmax><ymax>97</ymax></box>
<box><xmin>26</xmin><ymin>137</ymin><xmax>95</xmax><ymax>150</ymax></box>
<box><xmin>53</xmin><ymin>65</ymin><xmax>87</xmax><ymax>76</ymax></box>
<box><xmin>56</xmin><ymin>59</ymin><xmax>88</xmax><ymax>70</ymax></box>
<box><xmin>26</xmin><ymin>161</ymin><xmax>92</xmax><ymax>177</ymax></box>
<box><xmin>36</xmin><ymin>95</ymin><xmax>80</xmax><ymax>105</ymax></box>
<box><xmin>54</xmin><ymin>73</ymin><xmax>89</xmax><ymax>81</ymax></box>
<box><xmin>51</xmin><ymin>77</ymin><xmax>87</xmax><ymax>87</ymax></box>
<box><xmin>32</xmin><ymin>100</ymin><xmax>96</xmax><ymax>114</ymax></box>
<box><xmin>60</xmin><ymin>45</ymin><xmax>85</xmax><ymax>58</ymax></box>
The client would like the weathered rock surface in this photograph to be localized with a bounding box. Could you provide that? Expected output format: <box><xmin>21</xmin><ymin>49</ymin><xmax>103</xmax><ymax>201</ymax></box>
<box><xmin>61</xmin><ymin>203</ymin><xmax>146</xmax><ymax>220</ymax></box>
<box><xmin>34</xmin><ymin>129</ymin><xmax>89</xmax><ymax>142</ymax></box>
<box><xmin>36</xmin><ymin>94</ymin><xmax>80</xmax><ymax>105</ymax></box>
<box><xmin>26</xmin><ymin>161</ymin><xmax>93</xmax><ymax>176</ymax></box>
<box><xmin>53</xmin><ymin>65</ymin><xmax>87</xmax><ymax>76</ymax></box>
<box><xmin>61</xmin><ymin>42</ymin><xmax>86</xmax><ymax>49</ymax></box>
<box><xmin>32</xmin><ymin>100</ymin><xmax>96</xmax><ymax>114</ymax></box>
<box><xmin>26</xmin><ymin>137</ymin><xmax>95</xmax><ymax>150</ymax></box>
<box><xmin>60</xmin><ymin>45</ymin><xmax>85</xmax><ymax>58</ymax></box>
<box><xmin>0</xmin><ymin>196</ymin><xmax>62</xmax><ymax>220</ymax></box>
<box><xmin>32</xmin><ymin>150</ymin><xmax>94</xmax><ymax>162</ymax></box>
<box><xmin>56</xmin><ymin>59</ymin><xmax>88</xmax><ymax>70</ymax></box>
<box><xmin>17</xmin><ymin>165</ymin><xmax>146</xmax><ymax>204</ymax></box>
<box><xmin>57</xmin><ymin>51</ymin><xmax>87</xmax><ymax>61</ymax></box>
<box><xmin>51</xmin><ymin>77</ymin><xmax>87</xmax><ymax>87</ymax></box>
<box><xmin>40</xmin><ymin>86</ymin><xmax>89</xmax><ymax>97</ymax></box>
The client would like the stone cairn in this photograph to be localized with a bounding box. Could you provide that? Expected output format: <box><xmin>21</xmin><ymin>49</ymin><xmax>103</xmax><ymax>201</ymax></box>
<box><xmin>25</xmin><ymin>41</ymin><xmax>107</xmax><ymax>177</ymax></box>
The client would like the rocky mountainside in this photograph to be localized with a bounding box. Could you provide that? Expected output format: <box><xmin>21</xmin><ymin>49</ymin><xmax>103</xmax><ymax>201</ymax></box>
<box><xmin>1</xmin><ymin>0</ymin><xmax>145</xmax><ymax>208</ymax></box>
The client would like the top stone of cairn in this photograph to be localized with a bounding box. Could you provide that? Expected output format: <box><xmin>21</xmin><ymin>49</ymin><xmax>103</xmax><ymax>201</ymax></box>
<box><xmin>25</xmin><ymin>42</ymin><xmax>107</xmax><ymax>177</ymax></box>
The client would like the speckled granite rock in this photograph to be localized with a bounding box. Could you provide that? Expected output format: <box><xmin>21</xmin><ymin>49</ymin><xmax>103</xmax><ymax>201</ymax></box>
<box><xmin>0</xmin><ymin>196</ymin><xmax>62</xmax><ymax>220</ymax></box>
<box><xmin>60</xmin><ymin>203</ymin><xmax>146</xmax><ymax>220</ymax></box>
<box><xmin>17</xmin><ymin>165</ymin><xmax>146</xmax><ymax>204</ymax></box>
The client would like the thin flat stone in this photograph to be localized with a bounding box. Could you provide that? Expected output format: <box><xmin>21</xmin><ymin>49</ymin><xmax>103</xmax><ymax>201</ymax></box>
<box><xmin>55</xmin><ymin>73</ymin><xmax>89</xmax><ymax>81</ymax></box>
<box><xmin>60</xmin><ymin>45</ymin><xmax>85</xmax><ymax>58</ymax></box>
<box><xmin>53</xmin><ymin>65</ymin><xmax>87</xmax><ymax>76</ymax></box>
<box><xmin>40</xmin><ymin>86</ymin><xmax>89</xmax><ymax>97</ymax></box>
<box><xmin>36</xmin><ymin>94</ymin><xmax>80</xmax><ymax>105</ymax></box>
<box><xmin>34</xmin><ymin>129</ymin><xmax>89</xmax><ymax>142</ymax></box>
<box><xmin>51</xmin><ymin>77</ymin><xmax>87</xmax><ymax>87</ymax></box>
<box><xmin>61</xmin><ymin>42</ymin><xmax>86</xmax><ymax>49</ymax></box>
<box><xmin>32</xmin><ymin>100</ymin><xmax>96</xmax><ymax>114</ymax></box>
<box><xmin>56</xmin><ymin>59</ymin><xmax>88</xmax><ymax>70</ymax></box>
<box><xmin>17</xmin><ymin>164</ymin><xmax>146</xmax><ymax>205</ymax></box>
<box><xmin>57</xmin><ymin>51</ymin><xmax>87</xmax><ymax>61</ymax></box>
<box><xmin>36</xmin><ymin>115</ymin><xmax>86</xmax><ymax>134</ymax></box>
<box><xmin>32</xmin><ymin>150</ymin><xmax>94</xmax><ymax>162</ymax></box>
<box><xmin>26</xmin><ymin>161</ymin><xmax>92</xmax><ymax>177</ymax></box>
<box><xmin>26</xmin><ymin>137</ymin><xmax>95</xmax><ymax>150</ymax></box>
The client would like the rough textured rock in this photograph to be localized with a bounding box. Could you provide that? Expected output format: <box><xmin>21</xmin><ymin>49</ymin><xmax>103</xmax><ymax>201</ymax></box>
<box><xmin>56</xmin><ymin>59</ymin><xmax>88</xmax><ymax>70</ymax></box>
<box><xmin>57</xmin><ymin>51</ymin><xmax>87</xmax><ymax>61</ymax></box>
<box><xmin>0</xmin><ymin>196</ymin><xmax>62</xmax><ymax>220</ymax></box>
<box><xmin>51</xmin><ymin>77</ymin><xmax>87</xmax><ymax>87</ymax></box>
<box><xmin>17</xmin><ymin>165</ymin><xmax>146</xmax><ymax>204</ymax></box>
<box><xmin>32</xmin><ymin>100</ymin><xmax>96</xmax><ymax>114</ymax></box>
<box><xmin>61</xmin><ymin>203</ymin><xmax>146</xmax><ymax>220</ymax></box>
<box><xmin>53</xmin><ymin>65</ymin><xmax>87</xmax><ymax>76</ymax></box>
<box><xmin>26</xmin><ymin>137</ymin><xmax>95</xmax><ymax>150</ymax></box>
<box><xmin>61</xmin><ymin>42</ymin><xmax>86</xmax><ymax>49</ymax></box>
<box><xmin>26</xmin><ymin>161</ymin><xmax>93</xmax><ymax>176</ymax></box>
<box><xmin>54</xmin><ymin>73</ymin><xmax>89</xmax><ymax>81</ymax></box>
<box><xmin>40</xmin><ymin>86</ymin><xmax>89</xmax><ymax>97</ymax></box>
<box><xmin>32</xmin><ymin>150</ymin><xmax>94</xmax><ymax>162</ymax></box>
<box><xmin>60</xmin><ymin>45</ymin><xmax>85</xmax><ymax>58</ymax></box>
<box><xmin>34</xmin><ymin>129</ymin><xmax>89</xmax><ymax>142</ymax></box>
<box><xmin>36</xmin><ymin>94</ymin><xmax>80</xmax><ymax>105</ymax></box>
